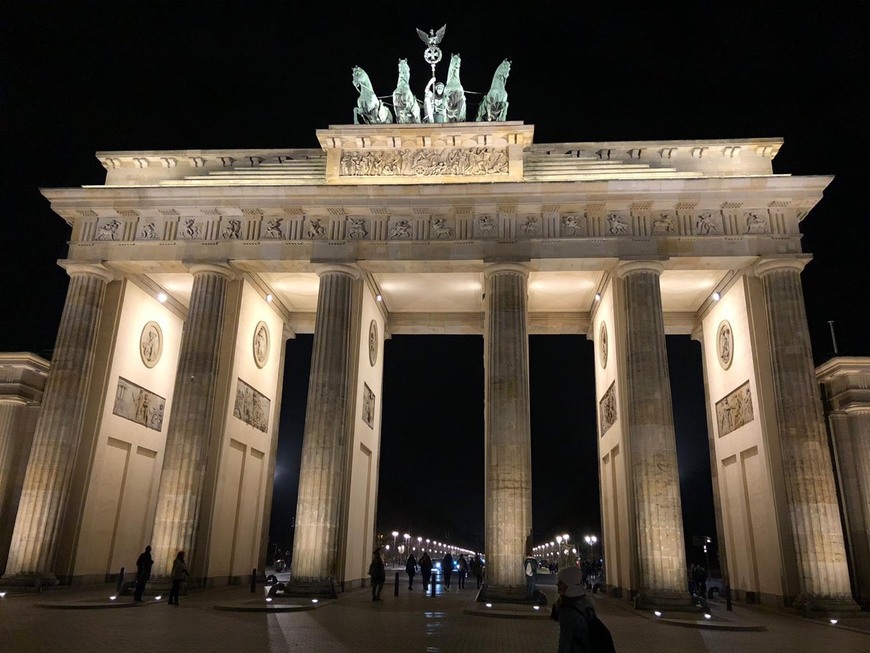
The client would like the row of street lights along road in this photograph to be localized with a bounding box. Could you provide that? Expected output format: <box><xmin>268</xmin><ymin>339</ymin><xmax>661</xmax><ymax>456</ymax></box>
<box><xmin>377</xmin><ymin>530</ymin><xmax>478</xmax><ymax>566</ymax></box>
<box><xmin>531</xmin><ymin>533</ymin><xmax>600</xmax><ymax>568</ymax></box>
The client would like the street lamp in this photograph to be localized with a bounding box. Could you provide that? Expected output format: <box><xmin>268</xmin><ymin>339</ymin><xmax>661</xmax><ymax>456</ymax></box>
<box><xmin>392</xmin><ymin>531</ymin><xmax>399</xmax><ymax>565</ymax></box>
<box><xmin>584</xmin><ymin>534</ymin><xmax>598</xmax><ymax>560</ymax></box>
<box><xmin>556</xmin><ymin>535</ymin><xmax>563</xmax><ymax>568</ymax></box>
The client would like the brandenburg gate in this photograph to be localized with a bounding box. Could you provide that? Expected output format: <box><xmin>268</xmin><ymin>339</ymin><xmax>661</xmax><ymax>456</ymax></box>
<box><xmin>0</xmin><ymin>118</ymin><xmax>864</xmax><ymax>611</ymax></box>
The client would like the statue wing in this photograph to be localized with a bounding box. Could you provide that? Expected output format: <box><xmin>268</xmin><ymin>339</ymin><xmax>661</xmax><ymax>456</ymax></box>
<box><xmin>416</xmin><ymin>28</ymin><xmax>430</xmax><ymax>44</ymax></box>
<box><xmin>434</xmin><ymin>24</ymin><xmax>446</xmax><ymax>44</ymax></box>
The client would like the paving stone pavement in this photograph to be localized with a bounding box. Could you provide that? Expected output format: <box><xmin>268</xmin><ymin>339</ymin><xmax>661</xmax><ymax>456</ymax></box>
<box><xmin>2</xmin><ymin>573</ymin><xmax>869</xmax><ymax>652</ymax></box>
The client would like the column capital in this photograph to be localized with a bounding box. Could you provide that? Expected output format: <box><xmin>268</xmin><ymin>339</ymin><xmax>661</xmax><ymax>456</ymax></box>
<box><xmin>484</xmin><ymin>262</ymin><xmax>529</xmax><ymax>280</ymax></box>
<box><xmin>187</xmin><ymin>261</ymin><xmax>236</xmax><ymax>280</ymax></box>
<box><xmin>615</xmin><ymin>259</ymin><xmax>665</xmax><ymax>278</ymax></box>
<box><xmin>314</xmin><ymin>263</ymin><xmax>361</xmax><ymax>280</ymax></box>
<box><xmin>753</xmin><ymin>256</ymin><xmax>811</xmax><ymax>278</ymax></box>
<box><xmin>58</xmin><ymin>261</ymin><xmax>115</xmax><ymax>283</ymax></box>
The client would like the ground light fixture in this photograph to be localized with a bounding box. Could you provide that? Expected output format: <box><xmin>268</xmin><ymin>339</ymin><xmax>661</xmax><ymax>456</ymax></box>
<box><xmin>654</xmin><ymin>610</ymin><xmax>662</xmax><ymax>617</ymax></box>
<box><xmin>0</xmin><ymin>592</ymin><xmax>6</xmax><ymax>598</ymax></box>
<box><xmin>109</xmin><ymin>595</ymin><xmax>117</xmax><ymax>600</ymax></box>
<box><xmin>830</xmin><ymin>619</ymin><xmax>838</xmax><ymax>625</ymax></box>
<box><xmin>485</xmin><ymin>603</ymin><xmax>492</xmax><ymax>608</ymax></box>
<box><xmin>312</xmin><ymin>599</ymin><xmax>319</xmax><ymax>604</ymax></box>
<box><xmin>155</xmin><ymin>595</ymin><xmax>162</xmax><ymax>600</ymax></box>
<box><xmin>704</xmin><ymin>613</ymin><xmax>712</xmax><ymax>619</ymax></box>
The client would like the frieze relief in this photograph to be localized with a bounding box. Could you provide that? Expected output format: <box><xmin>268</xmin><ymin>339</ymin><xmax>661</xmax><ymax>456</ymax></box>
<box><xmin>113</xmin><ymin>377</ymin><xmax>165</xmax><ymax>431</ymax></box>
<box><xmin>716</xmin><ymin>380</ymin><xmax>754</xmax><ymax>437</ymax></box>
<box><xmin>362</xmin><ymin>383</ymin><xmax>375</xmax><ymax>428</ymax></box>
<box><xmin>233</xmin><ymin>378</ymin><xmax>271</xmax><ymax>433</ymax></box>
<box><xmin>339</xmin><ymin>147</ymin><xmax>508</xmax><ymax>178</ymax></box>
<box><xmin>75</xmin><ymin>205</ymin><xmax>795</xmax><ymax>244</ymax></box>
<box><xmin>599</xmin><ymin>381</ymin><xmax>617</xmax><ymax>437</ymax></box>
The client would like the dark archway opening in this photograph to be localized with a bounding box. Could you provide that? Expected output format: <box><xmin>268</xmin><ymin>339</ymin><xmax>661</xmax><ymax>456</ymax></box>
<box><xmin>268</xmin><ymin>332</ymin><xmax>717</xmax><ymax>577</ymax></box>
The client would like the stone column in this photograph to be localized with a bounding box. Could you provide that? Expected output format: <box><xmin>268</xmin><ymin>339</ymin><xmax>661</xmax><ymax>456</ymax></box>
<box><xmin>290</xmin><ymin>265</ymin><xmax>358</xmax><ymax>597</ymax></box>
<box><xmin>481</xmin><ymin>263</ymin><xmax>534</xmax><ymax>603</ymax></box>
<box><xmin>616</xmin><ymin>261</ymin><xmax>690</xmax><ymax>609</ymax></box>
<box><xmin>151</xmin><ymin>263</ymin><xmax>234</xmax><ymax>578</ymax></box>
<box><xmin>3</xmin><ymin>264</ymin><xmax>114</xmax><ymax>583</ymax></box>
<box><xmin>756</xmin><ymin>258</ymin><xmax>858</xmax><ymax>612</ymax></box>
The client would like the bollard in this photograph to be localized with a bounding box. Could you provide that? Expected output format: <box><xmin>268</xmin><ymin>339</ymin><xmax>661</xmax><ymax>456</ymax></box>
<box><xmin>116</xmin><ymin>567</ymin><xmax>125</xmax><ymax>595</ymax></box>
<box><xmin>430</xmin><ymin>570</ymin><xmax>436</xmax><ymax>597</ymax></box>
<box><xmin>251</xmin><ymin>568</ymin><xmax>257</xmax><ymax>593</ymax></box>
<box><xmin>725</xmin><ymin>584</ymin><xmax>732</xmax><ymax>611</ymax></box>
<box><xmin>394</xmin><ymin>571</ymin><xmax>400</xmax><ymax>596</ymax></box>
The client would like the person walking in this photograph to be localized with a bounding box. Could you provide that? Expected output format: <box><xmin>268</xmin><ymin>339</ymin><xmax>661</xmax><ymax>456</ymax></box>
<box><xmin>368</xmin><ymin>547</ymin><xmax>386</xmax><ymax>601</ymax></box>
<box><xmin>457</xmin><ymin>554</ymin><xmax>468</xmax><ymax>589</ymax></box>
<box><xmin>419</xmin><ymin>552</ymin><xmax>433</xmax><ymax>591</ymax></box>
<box><xmin>551</xmin><ymin>566</ymin><xmax>595</xmax><ymax>652</ymax></box>
<box><xmin>442</xmin><ymin>552</ymin><xmax>454</xmax><ymax>588</ymax></box>
<box><xmin>405</xmin><ymin>552</ymin><xmax>418</xmax><ymax>590</ymax></box>
<box><xmin>133</xmin><ymin>545</ymin><xmax>153</xmax><ymax>602</ymax></box>
<box><xmin>471</xmin><ymin>553</ymin><xmax>484</xmax><ymax>588</ymax></box>
<box><xmin>168</xmin><ymin>550</ymin><xmax>189</xmax><ymax>606</ymax></box>
<box><xmin>524</xmin><ymin>551</ymin><xmax>539</xmax><ymax>600</ymax></box>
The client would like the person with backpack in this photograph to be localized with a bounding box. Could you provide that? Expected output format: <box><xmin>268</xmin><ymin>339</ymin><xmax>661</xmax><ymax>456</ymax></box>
<box><xmin>551</xmin><ymin>565</ymin><xmax>615</xmax><ymax>652</ymax></box>
<box><xmin>523</xmin><ymin>551</ymin><xmax>539</xmax><ymax>599</ymax></box>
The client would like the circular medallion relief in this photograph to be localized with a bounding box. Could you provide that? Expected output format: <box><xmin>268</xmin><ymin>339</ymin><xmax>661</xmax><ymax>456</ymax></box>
<box><xmin>368</xmin><ymin>320</ymin><xmax>378</xmax><ymax>366</ymax></box>
<box><xmin>599</xmin><ymin>322</ymin><xmax>608</xmax><ymax>369</ymax></box>
<box><xmin>717</xmin><ymin>320</ymin><xmax>734</xmax><ymax>370</ymax></box>
<box><xmin>253</xmin><ymin>321</ymin><xmax>270</xmax><ymax>369</ymax></box>
<box><xmin>140</xmin><ymin>321</ymin><xmax>163</xmax><ymax>368</ymax></box>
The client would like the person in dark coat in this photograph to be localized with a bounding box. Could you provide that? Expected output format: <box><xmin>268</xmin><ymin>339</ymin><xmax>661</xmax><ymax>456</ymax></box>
<box><xmin>133</xmin><ymin>545</ymin><xmax>153</xmax><ymax>602</ymax></box>
<box><xmin>419</xmin><ymin>552</ymin><xmax>433</xmax><ymax>591</ymax></box>
<box><xmin>405</xmin><ymin>553</ymin><xmax>418</xmax><ymax>590</ymax></box>
<box><xmin>457</xmin><ymin>554</ymin><xmax>468</xmax><ymax>589</ymax></box>
<box><xmin>368</xmin><ymin>547</ymin><xmax>386</xmax><ymax>601</ymax></box>
<box><xmin>471</xmin><ymin>553</ymin><xmax>484</xmax><ymax>588</ymax></box>
<box><xmin>551</xmin><ymin>566</ymin><xmax>594</xmax><ymax>653</ymax></box>
<box><xmin>442</xmin><ymin>553</ymin><xmax>454</xmax><ymax>588</ymax></box>
<box><xmin>168</xmin><ymin>550</ymin><xmax>189</xmax><ymax>606</ymax></box>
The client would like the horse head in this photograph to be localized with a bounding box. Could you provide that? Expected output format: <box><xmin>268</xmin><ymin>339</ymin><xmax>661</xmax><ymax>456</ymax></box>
<box><xmin>352</xmin><ymin>65</ymin><xmax>370</xmax><ymax>90</ymax></box>
<box><xmin>496</xmin><ymin>59</ymin><xmax>511</xmax><ymax>82</ymax></box>
<box><xmin>447</xmin><ymin>53</ymin><xmax>462</xmax><ymax>82</ymax></box>
<box><xmin>397</xmin><ymin>58</ymin><xmax>410</xmax><ymax>84</ymax></box>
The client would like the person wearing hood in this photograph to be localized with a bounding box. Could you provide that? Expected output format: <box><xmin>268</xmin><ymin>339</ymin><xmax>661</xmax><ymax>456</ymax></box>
<box><xmin>551</xmin><ymin>565</ymin><xmax>595</xmax><ymax>652</ymax></box>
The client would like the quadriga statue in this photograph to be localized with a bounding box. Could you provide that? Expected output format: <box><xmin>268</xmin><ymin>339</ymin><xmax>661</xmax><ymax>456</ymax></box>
<box><xmin>476</xmin><ymin>59</ymin><xmax>511</xmax><ymax>122</ymax></box>
<box><xmin>392</xmin><ymin>59</ymin><xmax>421</xmax><ymax>124</ymax></box>
<box><xmin>352</xmin><ymin>66</ymin><xmax>393</xmax><ymax>125</ymax></box>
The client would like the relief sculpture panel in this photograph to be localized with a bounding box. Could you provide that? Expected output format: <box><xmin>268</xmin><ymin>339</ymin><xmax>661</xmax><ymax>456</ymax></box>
<box><xmin>715</xmin><ymin>380</ymin><xmax>754</xmax><ymax>437</ymax></box>
<box><xmin>339</xmin><ymin>147</ymin><xmax>508</xmax><ymax>177</ymax></box>
<box><xmin>599</xmin><ymin>381</ymin><xmax>617</xmax><ymax>437</ymax></box>
<box><xmin>233</xmin><ymin>378</ymin><xmax>271</xmax><ymax>433</ymax></box>
<box><xmin>113</xmin><ymin>377</ymin><xmax>165</xmax><ymax>431</ymax></box>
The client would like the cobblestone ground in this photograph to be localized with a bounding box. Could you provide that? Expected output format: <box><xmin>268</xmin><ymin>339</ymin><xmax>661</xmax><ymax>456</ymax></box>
<box><xmin>2</xmin><ymin>575</ymin><xmax>869</xmax><ymax>652</ymax></box>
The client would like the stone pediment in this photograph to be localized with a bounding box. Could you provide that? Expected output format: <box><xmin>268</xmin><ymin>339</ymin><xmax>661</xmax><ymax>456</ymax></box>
<box><xmin>315</xmin><ymin>122</ymin><xmax>534</xmax><ymax>185</ymax></box>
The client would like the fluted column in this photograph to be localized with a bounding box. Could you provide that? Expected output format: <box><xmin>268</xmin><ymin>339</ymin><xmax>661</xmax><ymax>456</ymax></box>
<box><xmin>755</xmin><ymin>258</ymin><xmax>857</xmax><ymax>612</ymax></box>
<box><xmin>151</xmin><ymin>263</ymin><xmax>234</xmax><ymax>578</ymax></box>
<box><xmin>481</xmin><ymin>263</ymin><xmax>533</xmax><ymax>601</ymax></box>
<box><xmin>290</xmin><ymin>265</ymin><xmax>358</xmax><ymax>595</ymax></box>
<box><xmin>3</xmin><ymin>264</ymin><xmax>113</xmax><ymax>581</ymax></box>
<box><xmin>616</xmin><ymin>261</ymin><xmax>689</xmax><ymax>608</ymax></box>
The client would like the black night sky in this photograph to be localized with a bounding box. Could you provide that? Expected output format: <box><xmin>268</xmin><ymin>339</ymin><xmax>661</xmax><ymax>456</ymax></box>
<box><xmin>2</xmin><ymin>4</ymin><xmax>868</xmax><ymax>571</ymax></box>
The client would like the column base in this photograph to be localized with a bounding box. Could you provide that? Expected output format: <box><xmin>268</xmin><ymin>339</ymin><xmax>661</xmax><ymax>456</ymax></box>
<box><xmin>282</xmin><ymin>578</ymin><xmax>338</xmax><ymax>599</ymax></box>
<box><xmin>634</xmin><ymin>590</ymin><xmax>702</xmax><ymax>613</ymax></box>
<box><xmin>794</xmin><ymin>594</ymin><xmax>861</xmax><ymax>617</ymax></box>
<box><xmin>476</xmin><ymin>584</ymin><xmax>548</xmax><ymax>606</ymax></box>
<box><xmin>0</xmin><ymin>572</ymin><xmax>59</xmax><ymax>590</ymax></box>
